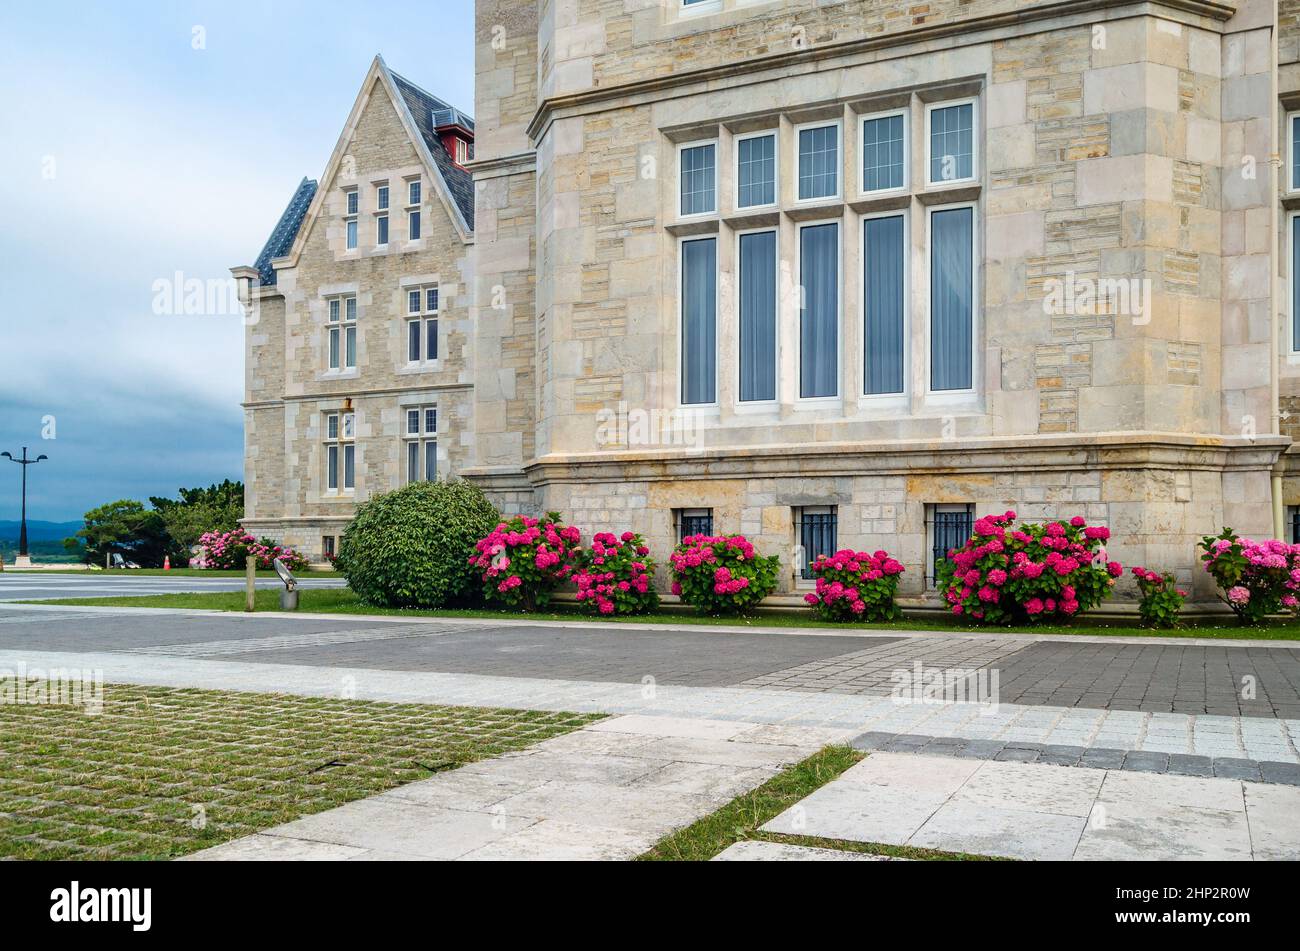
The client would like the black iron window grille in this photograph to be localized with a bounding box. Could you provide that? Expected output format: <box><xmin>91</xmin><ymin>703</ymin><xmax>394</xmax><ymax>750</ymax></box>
<box><xmin>928</xmin><ymin>503</ymin><xmax>975</xmax><ymax>587</ymax></box>
<box><xmin>796</xmin><ymin>506</ymin><xmax>838</xmax><ymax>580</ymax></box>
<box><xmin>679</xmin><ymin>509</ymin><xmax>714</xmax><ymax>541</ymax></box>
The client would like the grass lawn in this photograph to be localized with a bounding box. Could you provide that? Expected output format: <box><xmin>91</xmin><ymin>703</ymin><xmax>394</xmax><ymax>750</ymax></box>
<box><xmin>11</xmin><ymin>567</ymin><xmax>341</xmax><ymax>578</ymax></box>
<box><xmin>638</xmin><ymin>746</ymin><xmax>999</xmax><ymax>861</ymax></box>
<box><xmin>28</xmin><ymin>586</ymin><xmax>1300</xmax><ymax>640</ymax></box>
<box><xmin>0</xmin><ymin>681</ymin><xmax>598</xmax><ymax>860</ymax></box>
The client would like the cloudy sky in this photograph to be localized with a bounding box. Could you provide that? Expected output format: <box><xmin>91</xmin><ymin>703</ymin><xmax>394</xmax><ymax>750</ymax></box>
<box><xmin>0</xmin><ymin>0</ymin><xmax>475</xmax><ymax>521</ymax></box>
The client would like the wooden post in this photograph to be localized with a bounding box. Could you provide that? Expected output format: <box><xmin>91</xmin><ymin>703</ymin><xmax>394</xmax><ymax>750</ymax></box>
<box><xmin>245</xmin><ymin>555</ymin><xmax>256</xmax><ymax>613</ymax></box>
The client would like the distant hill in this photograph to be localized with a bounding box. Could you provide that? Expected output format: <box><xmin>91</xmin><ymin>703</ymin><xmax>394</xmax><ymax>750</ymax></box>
<box><xmin>0</xmin><ymin>519</ymin><xmax>83</xmax><ymax>543</ymax></box>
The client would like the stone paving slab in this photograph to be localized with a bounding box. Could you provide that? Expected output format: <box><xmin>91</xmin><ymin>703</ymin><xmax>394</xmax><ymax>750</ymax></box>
<box><xmin>761</xmin><ymin>752</ymin><xmax>1300</xmax><ymax>861</ymax></box>
<box><xmin>187</xmin><ymin>715</ymin><xmax>845</xmax><ymax>862</ymax></box>
<box><xmin>849</xmin><ymin>730</ymin><xmax>1300</xmax><ymax>785</ymax></box>
<box><xmin>713</xmin><ymin>841</ymin><xmax>901</xmax><ymax>861</ymax></box>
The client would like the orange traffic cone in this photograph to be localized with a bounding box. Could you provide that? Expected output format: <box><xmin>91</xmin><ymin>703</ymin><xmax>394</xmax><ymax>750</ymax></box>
<box><xmin>164</xmin><ymin>556</ymin><xmax>171</xmax><ymax>571</ymax></box>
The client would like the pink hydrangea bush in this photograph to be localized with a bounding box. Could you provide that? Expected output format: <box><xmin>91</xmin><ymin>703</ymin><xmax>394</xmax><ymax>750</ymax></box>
<box><xmin>574</xmin><ymin>532</ymin><xmax>659</xmax><ymax>616</ymax></box>
<box><xmin>803</xmin><ymin>549</ymin><xmax>905</xmax><ymax>622</ymax></box>
<box><xmin>190</xmin><ymin>529</ymin><xmax>308</xmax><ymax>571</ymax></box>
<box><xmin>469</xmin><ymin>513</ymin><xmax>580</xmax><ymax>611</ymax></box>
<box><xmin>937</xmin><ymin>512</ymin><xmax>1121</xmax><ymax>624</ymax></box>
<box><xmin>1199</xmin><ymin>529</ymin><xmax>1300</xmax><ymax>625</ymax></box>
<box><xmin>669</xmin><ymin>534</ymin><xmax>781</xmax><ymax>615</ymax></box>
<box><xmin>1130</xmin><ymin>566</ymin><xmax>1187</xmax><ymax>629</ymax></box>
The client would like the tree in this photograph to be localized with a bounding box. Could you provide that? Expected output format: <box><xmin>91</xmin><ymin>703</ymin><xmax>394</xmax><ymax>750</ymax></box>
<box><xmin>68</xmin><ymin>500</ymin><xmax>171</xmax><ymax>568</ymax></box>
<box><xmin>148</xmin><ymin>480</ymin><xmax>244</xmax><ymax>552</ymax></box>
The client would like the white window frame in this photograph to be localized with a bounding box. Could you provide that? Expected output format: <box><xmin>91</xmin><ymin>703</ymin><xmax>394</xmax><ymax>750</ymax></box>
<box><xmin>407</xmin><ymin>178</ymin><xmax>422</xmax><ymax>207</ymax></box>
<box><xmin>405</xmin><ymin>285</ymin><xmax>440</xmax><ymax>365</ymax></box>
<box><xmin>402</xmin><ymin>406</ymin><xmax>439</xmax><ymax>483</ymax></box>
<box><xmin>374</xmin><ymin>182</ymin><xmax>390</xmax><ymax>247</ymax></box>
<box><xmin>326</xmin><ymin>295</ymin><xmax>358</xmax><ymax>372</ymax></box>
<box><xmin>924</xmin><ymin>97</ymin><xmax>980</xmax><ymax>188</ymax></box>
<box><xmin>734</xmin><ymin>130</ymin><xmax>779</xmax><ymax>211</ymax></box>
<box><xmin>677</xmin><ymin>138</ymin><xmax>719</xmax><ymax>219</ymax></box>
<box><xmin>344</xmin><ymin>188</ymin><xmax>359</xmax><ymax>250</ymax></box>
<box><xmin>679</xmin><ymin>0</ymin><xmax>722</xmax><ymax>18</ymax></box>
<box><xmin>859</xmin><ymin>107</ymin><xmax>910</xmax><ymax>196</ymax></box>
<box><xmin>1288</xmin><ymin>211</ymin><xmax>1300</xmax><ymax>357</ymax></box>
<box><xmin>677</xmin><ymin>233</ymin><xmax>721</xmax><ymax>409</ymax></box>
<box><xmin>859</xmin><ymin>208</ymin><xmax>910</xmax><ymax>402</ymax></box>
<box><xmin>924</xmin><ymin>201</ymin><xmax>980</xmax><ymax>399</ymax></box>
<box><xmin>1287</xmin><ymin>113</ymin><xmax>1300</xmax><ymax>195</ymax></box>
<box><xmin>324</xmin><ymin>410</ymin><xmax>356</xmax><ymax>495</ymax></box>
<box><xmin>734</xmin><ymin>225</ymin><xmax>780</xmax><ymax>408</ymax></box>
<box><xmin>793</xmin><ymin>218</ymin><xmax>843</xmax><ymax>404</ymax></box>
<box><xmin>793</xmin><ymin>119</ymin><xmax>843</xmax><ymax>204</ymax></box>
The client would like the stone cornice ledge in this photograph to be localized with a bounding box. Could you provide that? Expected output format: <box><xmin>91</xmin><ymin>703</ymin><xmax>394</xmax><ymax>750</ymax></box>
<box><xmin>526</xmin><ymin>0</ymin><xmax>1236</xmax><ymax>142</ymax></box>
<box><xmin>511</xmin><ymin>432</ymin><xmax>1288</xmax><ymax>485</ymax></box>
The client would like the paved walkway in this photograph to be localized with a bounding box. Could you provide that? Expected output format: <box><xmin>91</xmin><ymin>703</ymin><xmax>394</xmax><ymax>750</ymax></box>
<box><xmin>186</xmin><ymin>716</ymin><xmax>850</xmax><ymax>861</ymax></box>
<box><xmin>0</xmin><ymin>574</ymin><xmax>346</xmax><ymax>602</ymax></box>
<box><xmin>3</xmin><ymin>603</ymin><xmax>1299</xmax><ymax>860</ymax></box>
<box><xmin>759</xmin><ymin>751</ymin><xmax>1299</xmax><ymax>860</ymax></box>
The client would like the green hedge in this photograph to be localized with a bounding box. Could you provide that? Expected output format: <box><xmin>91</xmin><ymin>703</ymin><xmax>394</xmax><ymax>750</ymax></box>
<box><xmin>336</xmin><ymin>480</ymin><xmax>499</xmax><ymax>608</ymax></box>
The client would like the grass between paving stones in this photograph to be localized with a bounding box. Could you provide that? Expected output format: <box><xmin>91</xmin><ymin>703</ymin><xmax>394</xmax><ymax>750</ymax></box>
<box><xmin>0</xmin><ymin>681</ymin><xmax>599</xmax><ymax>861</ymax></box>
<box><xmin>27</xmin><ymin>587</ymin><xmax>1300</xmax><ymax>640</ymax></box>
<box><xmin>637</xmin><ymin>746</ymin><xmax>1000</xmax><ymax>861</ymax></box>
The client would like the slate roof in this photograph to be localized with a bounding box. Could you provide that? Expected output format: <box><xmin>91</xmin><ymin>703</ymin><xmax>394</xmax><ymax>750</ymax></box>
<box><xmin>248</xmin><ymin>67</ymin><xmax>474</xmax><ymax>284</ymax></box>
<box><xmin>389</xmin><ymin>70</ymin><xmax>476</xmax><ymax>229</ymax></box>
<box><xmin>253</xmin><ymin>177</ymin><xmax>318</xmax><ymax>286</ymax></box>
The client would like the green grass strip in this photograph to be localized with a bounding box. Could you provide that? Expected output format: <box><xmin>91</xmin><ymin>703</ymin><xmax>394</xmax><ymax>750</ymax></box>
<box><xmin>637</xmin><ymin>745</ymin><xmax>1001</xmax><ymax>862</ymax></box>
<box><xmin>25</xmin><ymin>587</ymin><xmax>1300</xmax><ymax>640</ymax></box>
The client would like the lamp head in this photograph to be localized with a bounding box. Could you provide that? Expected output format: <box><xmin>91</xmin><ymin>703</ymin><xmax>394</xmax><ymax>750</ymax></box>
<box><xmin>0</xmin><ymin>453</ymin><xmax>10</xmax><ymax>460</ymax></box>
<box><xmin>36</xmin><ymin>455</ymin><xmax>48</xmax><ymax>462</ymax></box>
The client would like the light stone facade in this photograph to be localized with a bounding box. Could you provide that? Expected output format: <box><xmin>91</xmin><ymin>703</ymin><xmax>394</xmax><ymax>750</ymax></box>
<box><xmin>236</xmin><ymin>58</ymin><xmax>477</xmax><ymax>559</ymax></box>
<box><xmin>240</xmin><ymin>3</ymin><xmax>1293</xmax><ymax>602</ymax></box>
<box><xmin>464</xmin><ymin>0</ymin><xmax>1290</xmax><ymax>601</ymax></box>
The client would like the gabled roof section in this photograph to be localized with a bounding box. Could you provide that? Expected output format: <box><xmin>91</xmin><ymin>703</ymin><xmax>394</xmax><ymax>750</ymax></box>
<box><xmin>389</xmin><ymin>70</ymin><xmax>475</xmax><ymax>229</ymax></box>
<box><xmin>268</xmin><ymin>56</ymin><xmax>474</xmax><ymax>279</ymax></box>
<box><xmin>253</xmin><ymin>177</ymin><xmax>317</xmax><ymax>285</ymax></box>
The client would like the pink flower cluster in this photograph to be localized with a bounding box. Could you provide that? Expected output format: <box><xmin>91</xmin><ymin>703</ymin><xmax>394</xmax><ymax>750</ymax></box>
<box><xmin>469</xmin><ymin>514</ymin><xmax>580</xmax><ymax>610</ymax></box>
<box><xmin>1200</xmin><ymin>531</ymin><xmax>1300</xmax><ymax>624</ymax></box>
<box><xmin>804</xmin><ymin>549</ymin><xmax>905</xmax><ymax>623</ymax></box>
<box><xmin>190</xmin><ymin>529</ymin><xmax>307</xmax><ymax>571</ymax></box>
<box><xmin>574</xmin><ymin>531</ymin><xmax>658</xmax><ymax>616</ymax></box>
<box><xmin>669</xmin><ymin>533</ymin><xmax>781</xmax><ymax>615</ymax></box>
<box><xmin>939</xmin><ymin>512</ymin><xmax>1120</xmax><ymax>624</ymax></box>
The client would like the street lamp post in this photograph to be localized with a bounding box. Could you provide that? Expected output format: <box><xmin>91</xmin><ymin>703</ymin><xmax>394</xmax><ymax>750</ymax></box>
<box><xmin>2</xmin><ymin>447</ymin><xmax>48</xmax><ymax>567</ymax></box>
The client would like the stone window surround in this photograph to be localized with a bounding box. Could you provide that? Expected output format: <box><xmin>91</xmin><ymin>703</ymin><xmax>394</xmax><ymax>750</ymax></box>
<box><xmin>672</xmin><ymin>0</ymin><xmax>778</xmax><ymax>26</ymax></box>
<box><xmin>317</xmin><ymin>284</ymin><xmax>363</xmax><ymax>381</ymax></box>
<box><xmin>324</xmin><ymin>292</ymin><xmax>359</xmax><ymax>374</ymax></box>
<box><xmin>397</xmin><ymin>391</ymin><xmax>443</xmax><ymax>483</ymax></box>
<box><xmin>663</xmin><ymin>83</ymin><xmax>984</xmax><ymax>418</ymax></box>
<box><xmin>322</xmin><ymin>408</ymin><xmax>356</xmax><ymax>497</ymax></box>
<box><xmin>403</xmin><ymin>282</ymin><xmax>441</xmax><ymax>367</ymax></box>
<box><xmin>397</xmin><ymin>273</ymin><xmax>445</xmax><ymax>373</ymax></box>
<box><xmin>402</xmin><ymin>404</ymin><xmax>439</xmax><ymax>483</ymax></box>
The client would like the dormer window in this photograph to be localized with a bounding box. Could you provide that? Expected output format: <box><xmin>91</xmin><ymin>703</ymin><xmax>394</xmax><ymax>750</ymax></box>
<box><xmin>432</xmin><ymin>108</ymin><xmax>474</xmax><ymax>170</ymax></box>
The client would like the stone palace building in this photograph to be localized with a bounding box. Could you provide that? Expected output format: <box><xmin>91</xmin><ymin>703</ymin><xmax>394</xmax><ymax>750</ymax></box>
<box><xmin>237</xmin><ymin>0</ymin><xmax>1300</xmax><ymax>601</ymax></box>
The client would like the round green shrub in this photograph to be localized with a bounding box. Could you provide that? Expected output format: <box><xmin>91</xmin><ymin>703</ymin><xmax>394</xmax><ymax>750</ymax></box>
<box><xmin>337</xmin><ymin>480</ymin><xmax>500</xmax><ymax>608</ymax></box>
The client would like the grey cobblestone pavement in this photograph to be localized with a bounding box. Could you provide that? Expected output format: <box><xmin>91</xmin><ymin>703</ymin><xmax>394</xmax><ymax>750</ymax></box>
<box><xmin>2</xmin><ymin>605</ymin><xmax>1299</xmax><ymax>719</ymax></box>
<box><xmin>737</xmin><ymin>635</ymin><xmax>1032</xmax><ymax>693</ymax></box>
